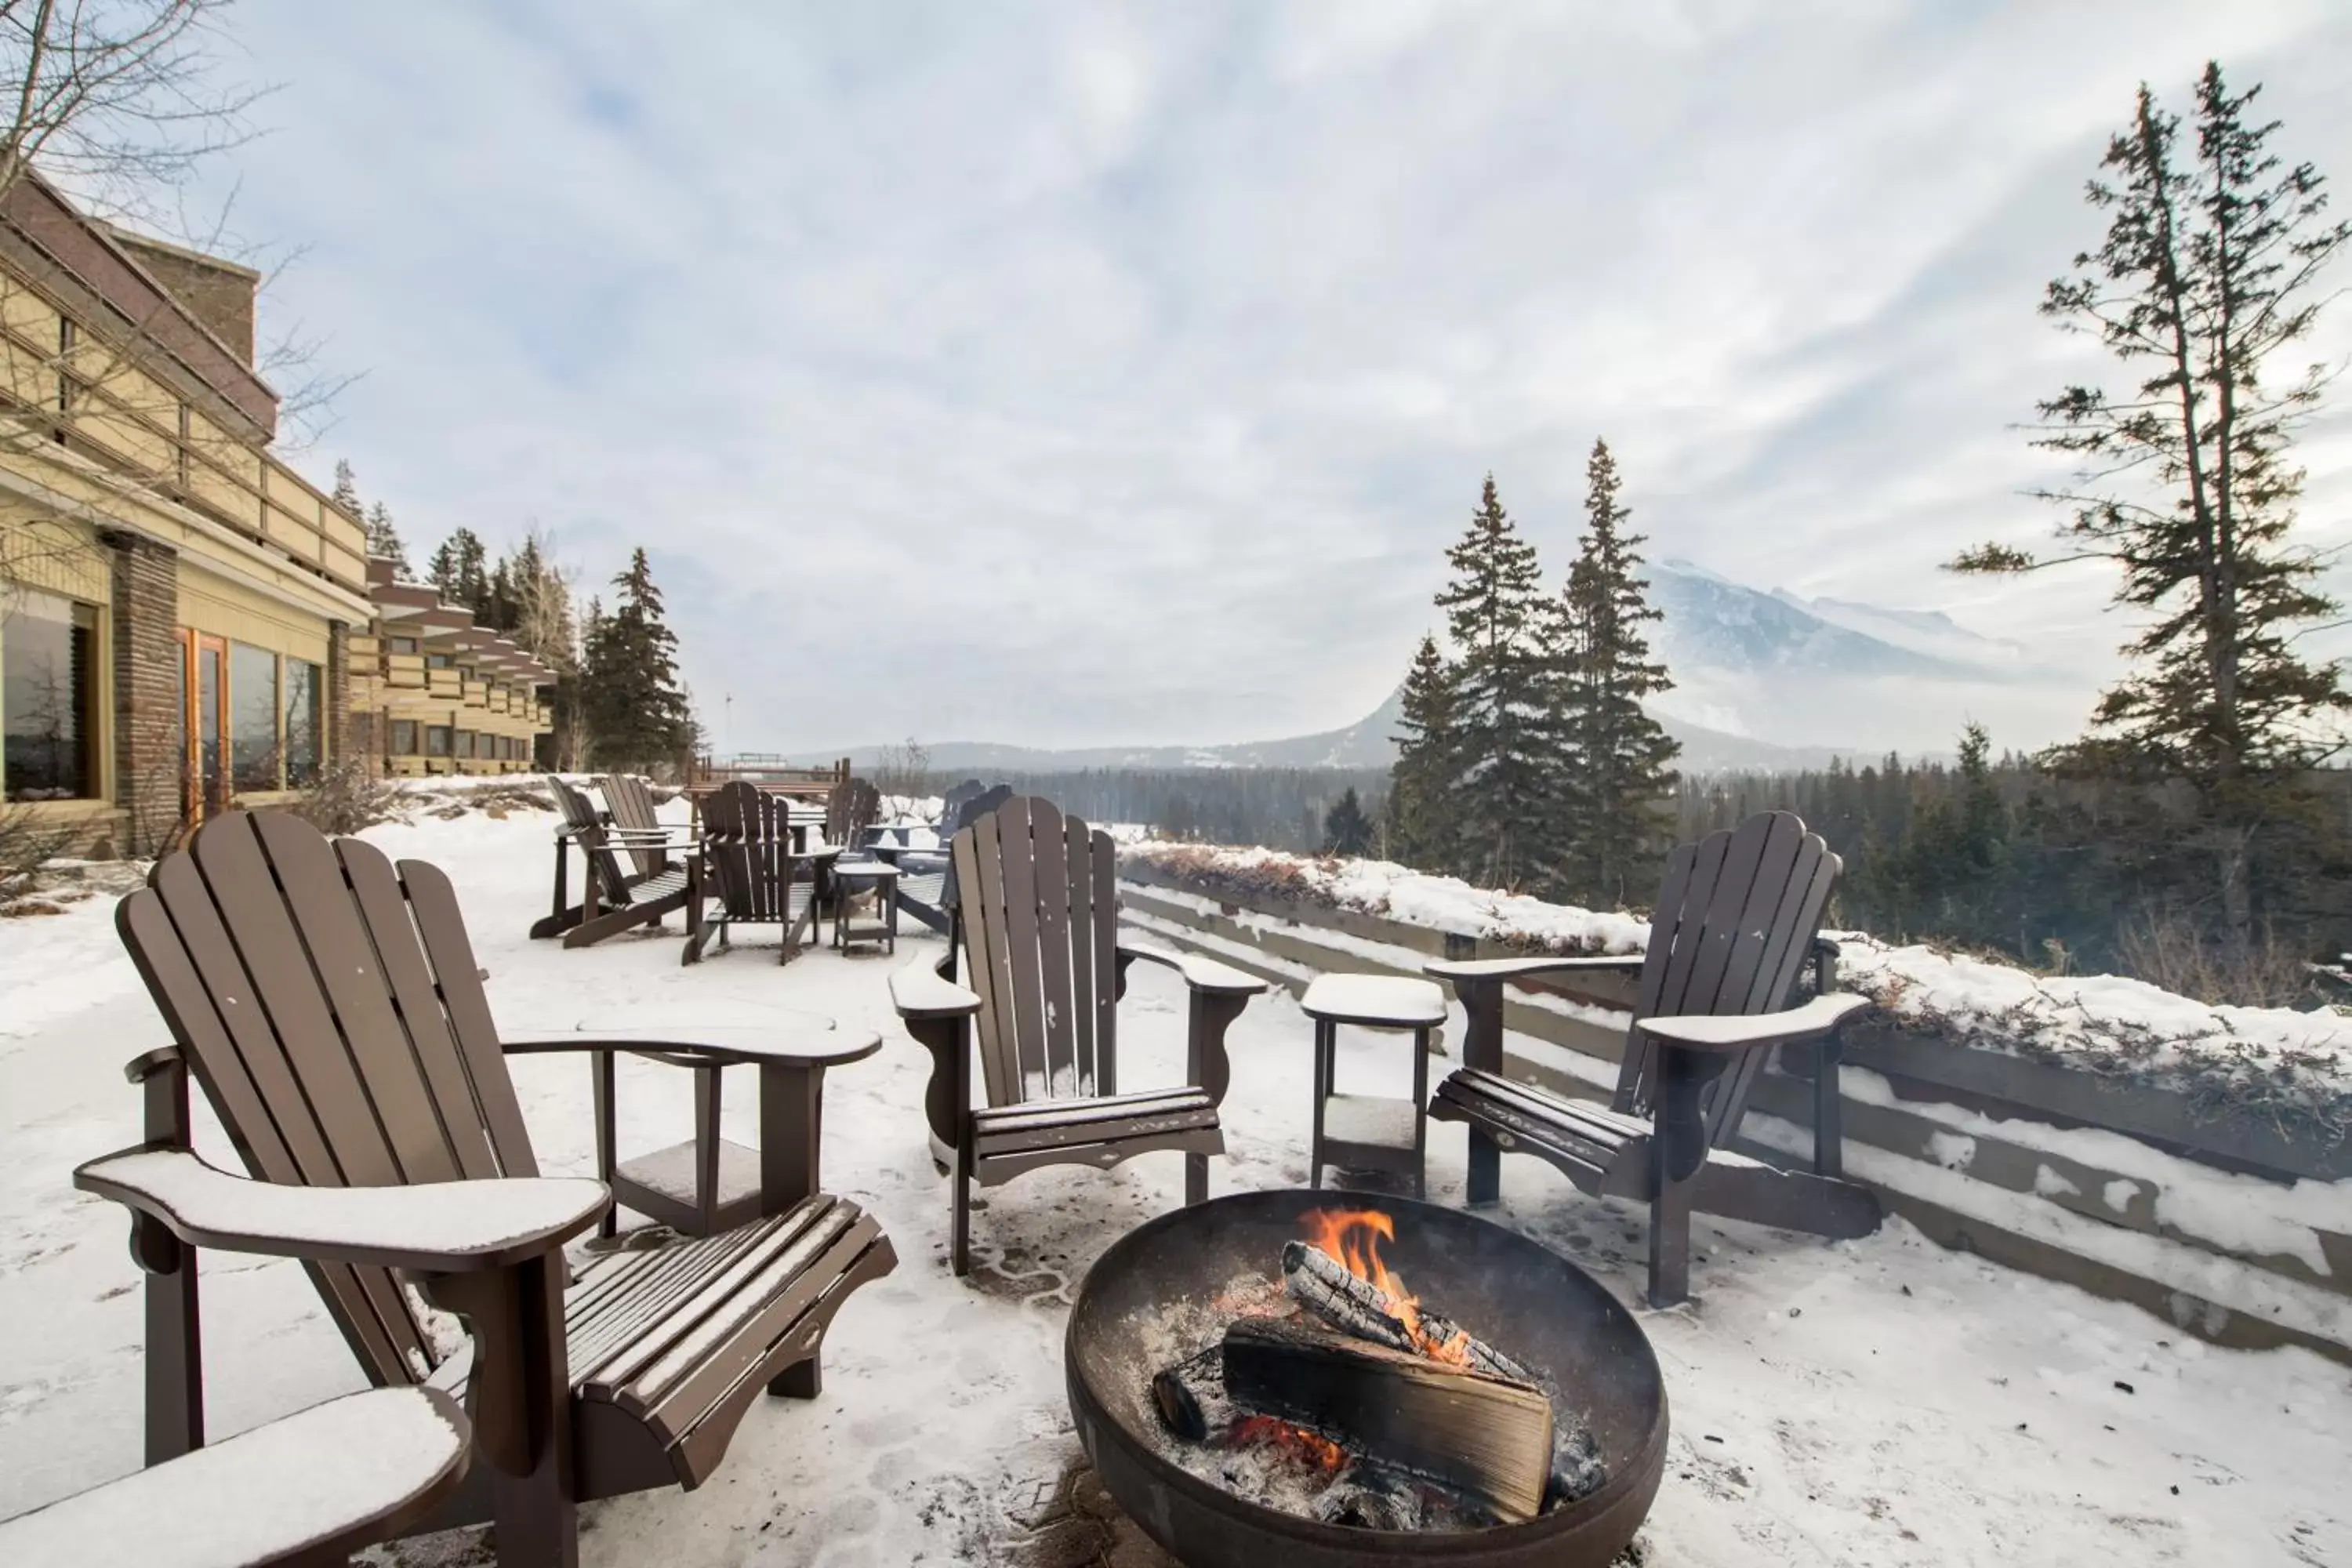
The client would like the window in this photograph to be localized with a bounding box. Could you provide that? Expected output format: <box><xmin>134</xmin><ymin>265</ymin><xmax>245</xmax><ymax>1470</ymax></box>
<box><xmin>390</xmin><ymin>720</ymin><xmax>419</xmax><ymax>756</ymax></box>
<box><xmin>425</xmin><ymin>725</ymin><xmax>452</xmax><ymax>757</ymax></box>
<box><xmin>388</xmin><ymin>637</ymin><xmax>419</xmax><ymax>655</ymax></box>
<box><xmin>3</xmin><ymin>589</ymin><xmax>98</xmax><ymax>802</ymax></box>
<box><xmin>230</xmin><ymin>643</ymin><xmax>280</xmax><ymax>791</ymax></box>
<box><xmin>426</xmin><ymin>653</ymin><xmax>451</xmax><ymax>670</ymax></box>
<box><xmin>284</xmin><ymin>660</ymin><xmax>322</xmax><ymax>786</ymax></box>
<box><xmin>455</xmin><ymin>730</ymin><xmax>476</xmax><ymax>760</ymax></box>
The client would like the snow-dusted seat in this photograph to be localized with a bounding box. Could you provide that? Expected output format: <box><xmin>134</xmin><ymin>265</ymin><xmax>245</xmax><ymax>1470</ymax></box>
<box><xmin>0</xmin><ymin>1386</ymin><xmax>474</xmax><ymax>1568</ymax></box>
<box><xmin>891</xmin><ymin>795</ymin><xmax>1266</xmax><ymax>1275</ymax></box>
<box><xmin>1425</xmin><ymin>811</ymin><xmax>1882</xmax><ymax>1307</ymax></box>
<box><xmin>83</xmin><ymin>811</ymin><xmax>898</xmax><ymax>1568</ymax></box>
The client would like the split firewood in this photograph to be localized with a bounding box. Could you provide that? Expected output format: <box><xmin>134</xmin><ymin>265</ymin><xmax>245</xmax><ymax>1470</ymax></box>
<box><xmin>1222</xmin><ymin>1314</ymin><xmax>1554</xmax><ymax>1524</ymax></box>
<box><xmin>1279</xmin><ymin>1241</ymin><xmax>1537</xmax><ymax>1385</ymax></box>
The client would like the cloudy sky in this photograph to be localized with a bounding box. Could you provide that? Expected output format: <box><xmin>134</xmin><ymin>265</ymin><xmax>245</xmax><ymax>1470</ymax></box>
<box><xmin>183</xmin><ymin>1</ymin><xmax>2352</xmax><ymax>754</ymax></box>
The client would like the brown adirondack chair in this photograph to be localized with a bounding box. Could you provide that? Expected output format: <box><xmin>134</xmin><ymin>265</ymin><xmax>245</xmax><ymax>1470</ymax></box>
<box><xmin>82</xmin><ymin>810</ymin><xmax>898</xmax><ymax>1567</ymax></box>
<box><xmin>597</xmin><ymin>772</ymin><xmax>672</xmax><ymax>879</ymax></box>
<box><xmin>528</xmin><ymin>775</ymin><xmax>698</xmax><ymax>947</ymax></box>
<box><xmin>891</xmin><ymin>796</ymin><xmax>1266</xmax><ymax>1276</ymax></box>
<box><xmin>1425</xmin><ymin>810</ymin><xmax>1881</xmax><ymax>1307</ymax></box>
<box><xmin>684</xmin><ymin>780</ymin><xmax>839</xmax><ymax>965</ymax></box>
<box><xmin>824</xmin><ymin>775</ymin><xmax>883</xmax><ymax>853</ymax></box>
<box><xmin>884</xmin><ymin>781</ymin><xmax>1012</xmax><ymax>935</ymax></box>
<box><xmin>0</xmin><ymin>1387</ymin><xmax>474</xmax><ymax>1568</ymax></box>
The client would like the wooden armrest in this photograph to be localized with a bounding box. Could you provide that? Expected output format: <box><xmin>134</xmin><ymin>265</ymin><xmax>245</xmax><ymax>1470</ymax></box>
<box><xmin>506</xmin><ymin>1027</ymin><xmax>884</xmax><ymax>1069</ymax></box>
<box><xmin>1116</xmin><ymin>940</ymin><xmax>1266</xmax><ymax>996</ymax></box>
<box><xmin>892</xmin><ymin>960</ymin><xmax>983</xmax><ymax>1020</ymax></box>
<box><xmin>73</xmin><ymin>1147</ymin><xmax>609</xmax><ymax>1273</ymax></box>
<box><xmin>0</xmin><ymin>1387</ymin><xmax>473</xmax><ymax>1568</ymax></box>
<box><xmin>123</xmin><ymin>1044</ymin><xmax>183</xmax><ymax>1083</ymax></box>
<box><xmin>1425</xmin><ymin>953</ymin><xmax>1646</xmax><ymax>983</ymax></box>
<box><xmin>1633</xmin><ymin>993</ymin><xmax>1871</xmax><ymax>1054</ymax></box>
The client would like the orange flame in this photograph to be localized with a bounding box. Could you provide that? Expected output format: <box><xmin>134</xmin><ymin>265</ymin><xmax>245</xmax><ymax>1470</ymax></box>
<box><xmin>1231</xmin><ymin>1414</ymin><xmax>1348</xmax><ymax>1472</ymax></box>
<box><xmin>1295</xmin><ymin>1207</ymin><xmax>1474</xmax><ymax>1369</ymax></box>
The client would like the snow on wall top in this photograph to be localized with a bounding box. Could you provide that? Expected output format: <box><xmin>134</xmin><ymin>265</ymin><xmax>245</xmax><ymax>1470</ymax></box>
<box><xmin>1120</xmin><ymin>840</ymin><xmax>2352</xmax><ymax>1129</ymax></box>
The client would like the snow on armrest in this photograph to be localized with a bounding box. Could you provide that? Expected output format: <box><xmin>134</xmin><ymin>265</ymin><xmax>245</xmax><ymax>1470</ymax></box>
<box><xmin>73</xmin><ymin>1148</ymin><xmax>609</xmax><ymax>1273</ymax></box>
<box><xmin>1425</xmin><ymin>953</ymin><xmax>1646</xmax><ymax>983</ymax></box>
<box><xmin>891</xmin><ymin>960</ymin><xmax>983</xmax><ymax>1020</ymax></box>
<box><xmin>1633</xmin><ymin>992</ymin><xmax>1871</xmax><ymax>1054</ymax></box>
<box><xmin>1115</xmin><ymin>940</ymin><xmax>1267</xmax><ymax>996</ymax></box>
<box><xmin>0</xmin><ymin>1387</ymin><xmax>473</xmax><ymax>1568</ymax></box>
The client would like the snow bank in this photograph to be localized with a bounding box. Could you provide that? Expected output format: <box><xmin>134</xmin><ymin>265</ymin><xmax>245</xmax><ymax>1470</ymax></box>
<box><xmin>1120</xmin><ymin>841</ymin><xmax>1651</xmax><ymax>955</ymax></box>
<box><xmin>1120</xmin><ymin>841</ymin><xmax>2352</xmax><ymax>1123</ymax></box>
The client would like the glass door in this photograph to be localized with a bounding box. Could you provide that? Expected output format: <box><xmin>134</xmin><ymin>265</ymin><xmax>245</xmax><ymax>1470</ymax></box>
<box><xmin>180</xmin><ymin>631</ymin><xmax>230</xmax><ymax>822</ymax></box>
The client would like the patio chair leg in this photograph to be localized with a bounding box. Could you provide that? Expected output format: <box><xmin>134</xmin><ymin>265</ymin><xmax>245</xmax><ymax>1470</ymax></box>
<box><xmin>1466</xmin><ymin>1127</ymin><xmax>1501</xmax><ymax>1206</ymax></box>
<box><xmin>951</xmin><ymin>1161</ymin><xmax>972</xmax><ymax>1278</ymax></box>
<box><xmin>769</xmin><ymin>1354</ymin><xmax>821</xmax><ymax>1399</ymax></box>
<box><xmin>1647</xmin><ymin>1044</ymin><xmax>1730</xmax><ymax>1309</ymax></box>
<box><xmin>1184</xmin><ymin>1151</ymin><xmax>1208</xmax><ymax>1206</ymax></box>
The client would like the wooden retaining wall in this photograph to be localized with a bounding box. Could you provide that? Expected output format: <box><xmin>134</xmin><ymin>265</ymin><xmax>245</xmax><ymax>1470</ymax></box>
<box><xmin>1117</xmin><ymin>867</ymin><xmax>2352</xmax><ymax>1367</ymax></box>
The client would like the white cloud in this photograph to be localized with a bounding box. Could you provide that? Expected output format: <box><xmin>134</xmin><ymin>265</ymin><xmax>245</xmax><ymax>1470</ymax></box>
<box><xmin>194</xmin><ymin>0</ymin><xmax>2352</xmax><ymax>753</ymax></box>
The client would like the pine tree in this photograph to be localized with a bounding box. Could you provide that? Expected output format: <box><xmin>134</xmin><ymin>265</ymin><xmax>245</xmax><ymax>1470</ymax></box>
<box><xmin>1551</xmin><ymin>439</ymin><xmax>1679</xmax><ymax>908</ymax></box>
<box><xmin>364</xmin><ymin>501</ymin><xmax>411</xmax><ymax>577</ymax></box>
<box><xmin>328</xmin><ymin>459</ymin><xmax>362</xmax><ymax>518</ymax></box>
<box><xmin>1388</xmin><ymin>633</ymin><xmax>1464</xmax><ymax>873</ymax></box>
<box><xmin>1321</xmin><ymin>787</ymin><xmax>1374</xmax><ymax>857</ymax></box>
<box><xmin>1951</xmin><ymin>63</ymin><xmax>2351</xmax><ymax>946</ymax></box>
<box><xmin>426</xmin><ymin>528</ymin><xmax>491</xmax><ymax>615</ymax></box>
<box><xmin>580</xmin><ymin>549</ymin><xmax>696</xmax><ymax>771</ymax></box>
<box><xmin>1433</xmin><ymin>476</ymin><xmax>1562</xmax><ymax>890</ymax></box>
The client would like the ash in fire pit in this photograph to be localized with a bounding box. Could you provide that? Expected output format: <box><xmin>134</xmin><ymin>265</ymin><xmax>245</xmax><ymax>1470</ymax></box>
<box><xmin>1136</xmin><ymin>1209</ymin><xmax>1608</xmax><ymax>1534</ymax></box>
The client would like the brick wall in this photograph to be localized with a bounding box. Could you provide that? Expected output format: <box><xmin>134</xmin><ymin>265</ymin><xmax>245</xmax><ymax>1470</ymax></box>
<box><xmin>327</xmin><ymin>620</ymin><xmax>355</xmax><ymax>774</ymax></box>
<box><xmin>103</xmin><ymin>530</ymin><xmax>182</xmax><ymax>855</ymax></box>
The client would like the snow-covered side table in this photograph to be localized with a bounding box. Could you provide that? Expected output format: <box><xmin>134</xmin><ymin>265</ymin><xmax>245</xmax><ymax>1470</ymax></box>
<box><xmin>1300</xmin><ymin>975</ymin><xmax>1449</xmax><ymax>1199</ymax></box>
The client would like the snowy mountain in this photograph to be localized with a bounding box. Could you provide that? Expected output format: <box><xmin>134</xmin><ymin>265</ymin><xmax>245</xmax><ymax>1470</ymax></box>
<box><xmin>827</xmin><ymin>561</ymin><xmax>2073</xmax><ymax>771</ymax></box>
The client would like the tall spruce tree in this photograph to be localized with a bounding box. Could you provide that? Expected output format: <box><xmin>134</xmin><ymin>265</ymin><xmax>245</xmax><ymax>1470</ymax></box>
<box><xmin>1388</xmin><ymin>633</ymin><xmax>1465</xmax><ymax>873</ymax></box>
<box><xmin>328</xmin><ymin>459</ymin><xmax>361</xmax><ymax>517</ymax></box>
<box><xmin>1951</xmin><ymin>63</ymin><xmax>2352</xmax><ymax>946</ymax></box>
<box><xmin>1552</xmin><ymin>439</ymin><xmax>1679</xmax><ymax>908</ymax></box>
<box><xmin>426</xmin><ymin>528</ymin><xmax>491</xmax><ymax>615</ymax></box>
<box><xmin>364</xmin><ymin>501</ymin><xmax>411</xmax><ymax>577</ymax></box>
<box><xmin>1321</xmin><ymin>787</ymin><xmax>1374</xmax><ymax>857</ymax></box>
<box><xmin>581</xmin><ymin>549</ymin><xmax>696</xmax><ymax>771</ymax></box>
<box><xmin>1433</xmin><ymin>476</ymin><xmax>1563</xmax><ymax>890</ymax></box>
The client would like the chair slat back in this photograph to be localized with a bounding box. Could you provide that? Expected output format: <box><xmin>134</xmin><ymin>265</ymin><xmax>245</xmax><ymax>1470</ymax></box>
<box><xmin>701</xmin><ymin>780</ymin><xmax>795</xmax><ymax>921</ymax></box>
<box><xmin>116</xmin><ymin>811</ymin><xmax>538</xmax><ymax>1385</ymax></box>
<box><xmin>1613</xmin><ymin>811</ymin><xmax>1842</xmax><ymax>1138</ymax></box>
<box><xmin>949</xmin><ymin>797</ymin><xmax>1117</xmax><ymax>1107</ymax></box>
<box><xmin>935</xmin><ymin>784</ymin><xmax>1012</xmax><ymax>917</ymax></box>
<box><xmin>825</xmin><ymin>778</ymin><xmax>882</xmax><ymax>851</ymax></box>
<box><xmin>547</xmin><ymin>775</ymin><xmax>636</xmax><ymax>909</ymax></box>
<box><xmin>598</xmin><ymin>774</ymin><xmax>668</xmax><ymax>879</ymax></box>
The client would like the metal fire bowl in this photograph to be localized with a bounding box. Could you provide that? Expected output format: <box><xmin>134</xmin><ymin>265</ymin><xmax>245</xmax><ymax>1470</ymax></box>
<box><xmin>1066</xmin><ymin>1190</ymin><xmax>1668</xmax><ymax>1568</ymax></box>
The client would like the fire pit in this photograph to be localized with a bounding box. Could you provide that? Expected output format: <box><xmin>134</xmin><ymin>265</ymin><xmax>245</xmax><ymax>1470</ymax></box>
<box><xmin>1066</xmin><ymin>1191</ymin><xmax>1667</xmax><ymax>1566</ymax></box>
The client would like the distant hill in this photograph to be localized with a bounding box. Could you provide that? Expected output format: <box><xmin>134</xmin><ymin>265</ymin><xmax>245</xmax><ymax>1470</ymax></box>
<box><xmin>815</xmin><ymin>559</ymin><xmax>2048</xmax><ymax>774</ymax></box>
<box><xmin>834</xmin><ymin>687</ymin><xmax>1862</xmax><ymax>778</ymax></box>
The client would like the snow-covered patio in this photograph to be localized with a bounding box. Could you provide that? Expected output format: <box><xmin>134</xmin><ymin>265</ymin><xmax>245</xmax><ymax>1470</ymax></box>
<box><xmin>2</xmin><ymin>796</ymin><xmax>2346</xmax><ymax>1566</ymax></box>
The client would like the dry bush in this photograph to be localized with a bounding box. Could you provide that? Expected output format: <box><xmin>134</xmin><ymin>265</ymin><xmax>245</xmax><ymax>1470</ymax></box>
<box><xmin>281</xmin><ymin>755</ymin><xmax>403</xmax><ymax>837</ymax></box>
<box><xmin>2114</xmin><ymin>902</ymin><xmax>2316</xmax><ymax>1008</ymax></box>
<box><xmin>0</xmin><ymin>804</ymin><xmax>75</xmax><ymax>899</ymax></box>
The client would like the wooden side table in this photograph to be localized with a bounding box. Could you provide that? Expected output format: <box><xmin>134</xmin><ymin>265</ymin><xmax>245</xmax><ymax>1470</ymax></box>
<box><xmin>829</xmin><ymin>860</ymin><xmax>901</xmax><ymax>953</ymax></box>
<box><xmin>572</xmin><ymin>1014</ymin><xmax>884</xmax><ymax>1238</ymax></box>
<box><xmin>1301</xmin><ymin>975</ymin><xmax>1449</xmax><ymax>1197</ymax></box>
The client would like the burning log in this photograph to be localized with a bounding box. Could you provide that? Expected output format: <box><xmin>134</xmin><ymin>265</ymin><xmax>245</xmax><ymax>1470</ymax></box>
<box><xmin>1221</xmin><ymin>1315</ymin><xmax>1555</xmax><ymax>1524</ymax></box>
<box><xmin>1279</xmin><ymin>1241</ymin><xmax>1537</xmax><ymax>1385</ymax></box>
